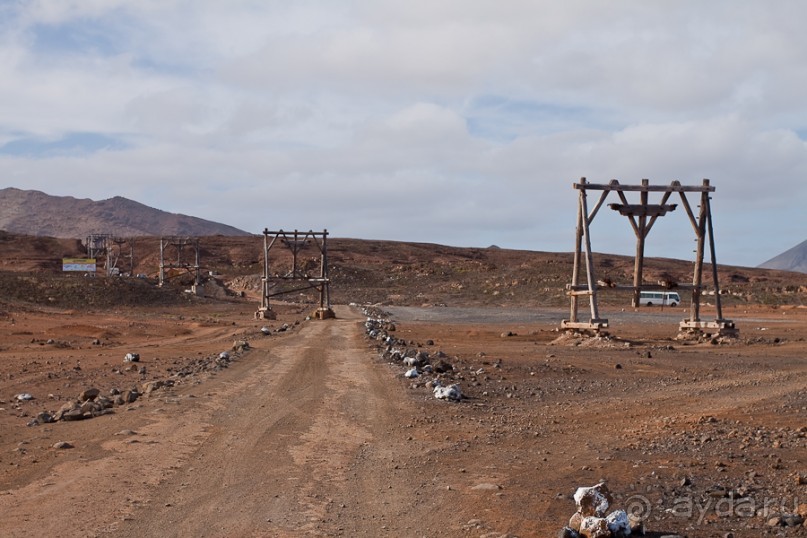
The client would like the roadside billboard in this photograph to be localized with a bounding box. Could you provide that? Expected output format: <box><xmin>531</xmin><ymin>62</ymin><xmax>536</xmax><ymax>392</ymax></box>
<box><xmin>62</xmin><ymin>258</ymin><xmax>96</xmax><ymax>272</ymax></box>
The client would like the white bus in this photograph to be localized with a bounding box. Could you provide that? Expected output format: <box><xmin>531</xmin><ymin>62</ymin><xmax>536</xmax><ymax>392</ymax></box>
<box><xmin>639</xmin><ymin>291</ymin><xmax>681</xmax><ymax>307</ymax></box>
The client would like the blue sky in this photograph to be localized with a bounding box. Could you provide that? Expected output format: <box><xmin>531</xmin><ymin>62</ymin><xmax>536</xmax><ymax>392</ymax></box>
<box><xmin>1</xmin><ymin>1</ymin><xmax>806</xmax><ymax>267</ymax></box>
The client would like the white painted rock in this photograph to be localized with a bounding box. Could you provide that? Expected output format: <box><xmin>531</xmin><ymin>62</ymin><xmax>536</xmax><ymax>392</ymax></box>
<box><xmin>433</xmin><ymin>384</ymin><xmax>462</xmax><ymax>401</ymax></box>
<box><xmin>574</xmin><ymin>482</ymin><xmax>613</xmax><ymax>517</ymax></box>
<box><xmin>606</xmin><ymin>509</ymin><xmax>630</xmax><ymax>537</ymax></box>
<box><xmin>579</xmin><ymin>516</ymin><xmax>610</xmax><ymax>538</ymax></box>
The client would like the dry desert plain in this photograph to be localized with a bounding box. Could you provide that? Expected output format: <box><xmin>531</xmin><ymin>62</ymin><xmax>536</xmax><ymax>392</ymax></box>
<box><xmin>0</xmin><ymin>238</ymin><xmax>805</xmax><ymax>537</ymax></box>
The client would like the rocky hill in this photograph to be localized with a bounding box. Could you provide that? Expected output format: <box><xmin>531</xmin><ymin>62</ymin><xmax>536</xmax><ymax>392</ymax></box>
<box><xmin>0</xmin><ymin>187</ymin><xmax>250</xmax><ymax>238</ymax></box>
<box><xmin>759</xmin><ymin>239</ymin><xmax>807</xmax><ymax>273</ymax></box>
<box><xmin>0</xmin><ymin>232</ymin><xmax>805</xmax><ymax>309</ymax></box>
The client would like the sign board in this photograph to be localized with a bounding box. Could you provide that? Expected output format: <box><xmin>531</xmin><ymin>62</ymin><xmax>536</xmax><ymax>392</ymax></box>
<box><xmin>63</xmin><ymin>258</ymin><xmax>96</xmax><ymax>272</ymax></box>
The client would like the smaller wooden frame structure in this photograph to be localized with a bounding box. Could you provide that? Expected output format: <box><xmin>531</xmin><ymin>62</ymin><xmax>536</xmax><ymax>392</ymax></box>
<box><xmin>85</xmin><ymin>234</ymin><xmax>111</xmax><ymax>275</ymax></box>
<box><xmin>85</xmin><ymin>234</ymin><xmax>110</xmax><ymax>262</ymax></box>
<box><xmin>562</xmin><ymin>178</ymin><xmax>736</xmax><ymax>337</ymax></box>
<box><xmin>256</xmin><ymin>229</ymin><xmax>334</xmax><ymax>320</ymax></box>
<box><xmin>158</xmin><ymin>237</ymin><xmax>201</xmax><ymax>290</ymax></box>
<box><xmin>109</xmin><ymin>237</ymin><xmax>134</xmax><ymax>275</ymax></box>
<box><xmin>85</xmin><ymin>233</ymin><xmax>133</xmax><ymax>276</ymax></box>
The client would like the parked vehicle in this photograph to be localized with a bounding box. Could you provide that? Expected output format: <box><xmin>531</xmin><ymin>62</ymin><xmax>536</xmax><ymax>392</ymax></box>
<box><xmin>639</xmin><ymin>291</ymin><xmax>681</xmax><ymax>306</ymax></box>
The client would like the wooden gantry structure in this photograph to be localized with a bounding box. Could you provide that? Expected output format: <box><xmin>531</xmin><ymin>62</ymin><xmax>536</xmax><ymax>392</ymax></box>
<box><xmin>109</xmin><ymin>237</ymin><xmax>134</xmax><ymax>275</ymax></box>
<box><xmin>85</xmin><ymin>233</ymin><xmax>133</xmax><ymax>276</ymax></box>
<box><xmin>84</xmin><ymin>233</ymin><xmax>111</xmax><ymax>275</ymax></box>
<box><xmin>158</xmin><ymin>237</ymin><xmax>201</xmax><ymax>290</ymax></box>
<box><xmin>256</xmin><ymin>229</ymin><xmax>334</xmax><ymax>320</ymax></box>
<box><xmin>85</xmin><ymin>234</ymin><xmax>110</xmax><ymax>262</ymax></box>
<box><xmin>562</xmin><ymin>178</ymin><xmax>737</xmax><ymax>337</ymax></box>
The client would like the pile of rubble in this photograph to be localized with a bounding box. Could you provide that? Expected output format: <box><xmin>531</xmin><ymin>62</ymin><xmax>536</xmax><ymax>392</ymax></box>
<box><xmin>363</xmin><ymin>307</ymin><xmax>462</xmax><ymax>402</ymax></box>
<box><xmin>22</xmin><ymin>339</ymin><xmax>253</xmax><ymax>426</ymax></box>
<box><xmin>167</xmin><ymin>339</ymin><xmax>250</xmax><ymax>379</ymax></box>
<box><xmin>559</xmin><ymin>482</ymin><xmax>644</xmax><ymax>537</ymax></box>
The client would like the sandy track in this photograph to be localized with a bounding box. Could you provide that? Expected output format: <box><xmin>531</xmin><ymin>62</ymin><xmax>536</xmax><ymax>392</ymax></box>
<box><xmin>1</xmin><ymin>306</ymin><xmax>423</xmax><ymax>537</ymax></box>
<box><xmin>115</xmin><ymin>306</ymin><xmax>418</xmax><ymax>537</ymax></box>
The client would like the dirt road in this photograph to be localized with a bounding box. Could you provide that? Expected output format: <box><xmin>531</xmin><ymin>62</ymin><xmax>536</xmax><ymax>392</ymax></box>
<box><xmin>1</xmin><ymin>306</ymin><xmax>429</xmax><ymax>537</ymax></box>
<box><xmin>113</xmin><ymin>305</ymin><xmax>406</xmax><ymax>537</ymax></box>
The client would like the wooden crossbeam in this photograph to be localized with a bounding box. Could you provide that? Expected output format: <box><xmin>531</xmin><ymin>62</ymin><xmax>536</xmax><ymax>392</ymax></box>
<box><xmin>608</xmin><ymin>203</ymin><xmax>677</xmax><ymax>217</ymax></box>
<box><xmin>574</xmin><ymin>180</ymin><xmax>714</xmax><ymax>193</ymax></box>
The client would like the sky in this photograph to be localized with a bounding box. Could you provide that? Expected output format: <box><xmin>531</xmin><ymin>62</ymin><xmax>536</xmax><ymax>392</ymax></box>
<box><xmin>1</xmin><ymin>1</ymin><xmax>806</xmax><ymax>268</ymax></box>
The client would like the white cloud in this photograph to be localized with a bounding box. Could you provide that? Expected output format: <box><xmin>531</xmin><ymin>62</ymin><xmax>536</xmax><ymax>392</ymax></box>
<box><xmin>0</xmin><ymin>1</ymin><xmax>806</xmax><ymax>267</ymax></box>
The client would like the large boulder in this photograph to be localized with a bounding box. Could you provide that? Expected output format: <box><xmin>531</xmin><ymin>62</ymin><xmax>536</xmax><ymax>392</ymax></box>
<box><xmin>62</xmin><ymin>408</ymin><xmax>86</xmax><ymax>421</ymax></box>
<box><xmin>574</xmin><ymin>483</ymin><xmax>613</xmax><ymax>517</ymax></box>
<box><xmin>142</xmin><ymin>380</ymin><xmax>165</xmax><ymax>394</ymax></box>
<box><xmin>433</xmin><ymin>384</ymin><xmax>462</xmax><ymax>401</ymax></box>
<box><xmin>54</xmin><ymin>401</ymin><xmax>79</xmax><ymax>421</ymax></box>
<box><xmin>78</xmin><ymin>387</ymin><xmax>100</xmax><ymax>402</ymax></box>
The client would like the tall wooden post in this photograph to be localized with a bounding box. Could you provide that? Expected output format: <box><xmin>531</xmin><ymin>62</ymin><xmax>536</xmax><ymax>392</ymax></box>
<box><xmin>158</xmin><ymin>237</ymin><xmax>165</xmax><ymax>286</ymax></box>
<box><xmin>704</xmin><ymin>189</ymin><xmax>725</xmax><ymax>320</ymax></box>
<box><xmin>580</xmin><ymin>183</ymin><xmax>600</xmax><ymax>322</ymax></box>
<box><xmin>194</xmin><ymin>240</ymin><xmax>201</xmax><ymax>286</ymax></box>
<box><xmin>262</xmin><ymin>231</ymin><xmax>269</xmax><ymax>311</ymax></box>
<box><xmin>690</xmin><ymin>190</ymin><xmax>708</xmax><ymax>322</ymax></box>
<box><xmin>258</xmin><ymin>230</ymin><xmax>275</xmax><ymax>319</ymax></box>
<box><xmin>569</xmin><ymin>179</ymin><xmax>585</xmax><ymax>324</ymax></box>
<box><xmin>632</xmin><ymin>179</ymin><xmax>649</xmax><ymax>307</ymax></box>
<box><xmin>320</xmin><ymin>229</ymin><xmax>330</xmax><ymax>311</ymax></box>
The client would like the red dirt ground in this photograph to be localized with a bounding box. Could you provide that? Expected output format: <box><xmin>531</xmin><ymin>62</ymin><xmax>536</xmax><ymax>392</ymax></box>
<box><xmin>0</xmin><ymin>294</ymin><xmax>804</xmax><ymax>537</ymax></box>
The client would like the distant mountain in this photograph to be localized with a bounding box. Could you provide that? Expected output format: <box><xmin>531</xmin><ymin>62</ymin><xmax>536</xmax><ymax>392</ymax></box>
<box><xmin>0</xmin><ymin>188</ymin><xmax>251</xmax><ymax>238</ymax></box>
<box><xmin>759</xmin><ymin>239</ymin><xmax>807</xmax><ymax>273</ymax></box>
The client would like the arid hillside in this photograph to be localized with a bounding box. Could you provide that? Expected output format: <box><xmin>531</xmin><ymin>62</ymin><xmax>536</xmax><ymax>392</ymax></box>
<box><xmin>0</xmin><ymin>231</ymin><xmax>805</xmax><ymax>310</ymax></box>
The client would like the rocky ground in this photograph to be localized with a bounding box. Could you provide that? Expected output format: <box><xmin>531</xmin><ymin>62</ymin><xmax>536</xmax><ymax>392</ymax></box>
<box><xmin>0</xmin><ymin>288</ymin><xmax>804</xmax><ymax>536</ymax></box>
<box><xmin>363</xmin><ymin>303</ymin><xmax>806</xmax><ymax>537</ymax></box>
